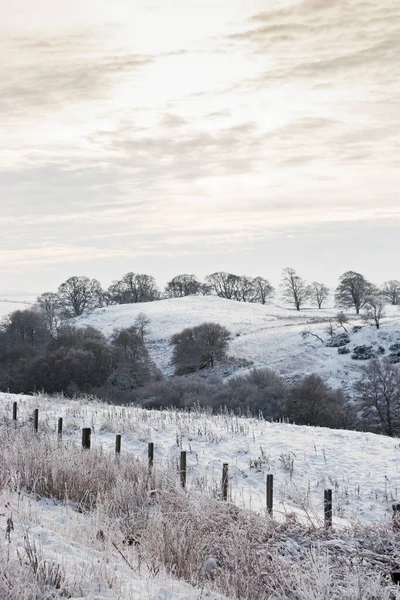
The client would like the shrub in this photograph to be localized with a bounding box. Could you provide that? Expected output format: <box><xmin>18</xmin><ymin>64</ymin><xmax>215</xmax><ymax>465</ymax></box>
<box><xmin>171</xmin><ymin>322</ymin><xmax>231</xmax><ymax>375</ymax></box>
<box><xmin>351</xmin><ymin>346</ymin><xmax>376</xmax><ymax>360</ymax></box>
<box><xmin>338</xmin><ymin>346</ymin><xmax>350</xmax><ymax>355</ymax></box>
<box><xmin>326</xmin><ymin>333</ymin><xmax>350</xmax><ymax>348</ymax></box>
<box><xmin>285</xmin><ymin>374</ymin><xmax>349</xmax><ymax>428</ymax></box>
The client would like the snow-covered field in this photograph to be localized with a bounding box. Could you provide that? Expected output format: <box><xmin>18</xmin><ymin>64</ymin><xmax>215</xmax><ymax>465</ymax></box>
<box><xmin>0</xmin><ymin>292</ymin><xmax>36</xmax><ymax>319</ymax></box>
<box><xmin>2</xmin><ymin>392</ymin><xmax>399</xmax><ymax>525</ymax></box>
<box><xmin>77</xmin><ymin>296</ymin><xmax>400</xmax><ymax>391</ymax></box>
<box><xmin>1</xmin><ymin>392</ymin><xmax>400</xmax><ymax>598</ymax></box>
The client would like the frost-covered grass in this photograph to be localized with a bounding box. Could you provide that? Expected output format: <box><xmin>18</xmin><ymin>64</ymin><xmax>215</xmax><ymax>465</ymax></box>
<box><xmin>1</xmin><ymin>406</ymin><xmax>400</xmax><ymax>599</ymax></box>
<box><xmin>3</xmin><ymin>392</ymin><xmax>400</xmax><ymax>525</ymax></box>
<box><xmin>1</xmin><ymin>393</ymin><xmax>400</xmax><ymax>597</ymax></box>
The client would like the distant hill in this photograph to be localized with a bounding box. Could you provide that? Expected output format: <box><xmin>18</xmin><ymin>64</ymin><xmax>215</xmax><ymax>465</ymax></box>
<box><xmin>77</xmin><ymin>295</ymin><xmax>400</xmax><ymax>393</ymax></box>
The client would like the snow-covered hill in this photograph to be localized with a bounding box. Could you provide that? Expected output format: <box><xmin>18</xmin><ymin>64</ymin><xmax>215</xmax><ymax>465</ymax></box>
<box><xmin>77</xmin><ymin>296</ymin><xmax>400</xmax><ymax>391</ymax></box>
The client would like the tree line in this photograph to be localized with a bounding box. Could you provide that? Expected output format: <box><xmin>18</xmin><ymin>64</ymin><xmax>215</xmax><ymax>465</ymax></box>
<box><xmin>30</xmin><ymin>270</ymin><xmax>399</xmax><ymax>326</ymax></box>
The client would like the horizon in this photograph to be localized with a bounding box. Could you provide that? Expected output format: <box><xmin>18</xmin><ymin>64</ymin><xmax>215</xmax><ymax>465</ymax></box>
<box><xmin>1</xmin><ymin>0</ymin><xmax>399</xmax><ymax>292</ymax></box>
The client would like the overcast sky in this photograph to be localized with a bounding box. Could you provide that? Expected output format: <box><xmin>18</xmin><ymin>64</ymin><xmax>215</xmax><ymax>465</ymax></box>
<box><xmin>1</xmin><ymin>0</ymin><xmax>399</xmax><ymax>294</ymax></box>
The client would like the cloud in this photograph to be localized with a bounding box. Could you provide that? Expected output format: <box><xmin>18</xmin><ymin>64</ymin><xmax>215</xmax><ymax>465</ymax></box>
<box><xmin>1</xmin><ymin>0</ymin><xmax>400</xmax><ymax>289</ymax></box>
<box><xmin>229</xmin><ymin>0</ymin><xmax>400</xmax><ymax>84</ymax></box>
<box><xmin>0</xmin><ymin>31</ymin><xmax>153</xmax><ymax>118</ymax></box>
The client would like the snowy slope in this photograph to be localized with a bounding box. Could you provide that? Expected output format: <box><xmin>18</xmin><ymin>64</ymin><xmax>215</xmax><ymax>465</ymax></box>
<box><xmin>0</xmin><ymin>490</ymin><xmax>225</xmax><ymax>600</ymax></box>
<box><xmin>1</xmin><ymin>392</ymin><xmax>400</xmax><ymax>598</ymax></box>
<box><xmin>77</xmin><ymin>296</ymin><xmax>400</xmax><ymax>390</ymax></box>
<box><xmin>2</xmin><ymin>392</ymin><xmax>399</xmax><ymax>526</ymax></box>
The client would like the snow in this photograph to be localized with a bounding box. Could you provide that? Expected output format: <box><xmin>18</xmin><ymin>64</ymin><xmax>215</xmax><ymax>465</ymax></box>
<box><xmin>1</xmin><ymin>391</ymin><xmax>400</xmax><ymax>597</ymax></box>
<box><xmin>2</xmin><ymin>392</ymin><xmax>399</xmax><ymax>527</ymax></box>
<box><xmin>1</xmin><ymin>488</ymin><xmax>226</xmax><ymax>599</ymax></box>
<box><xmin>76</xmin><ymin>295</ymin><xmax>400</xmax><ymax>391</ymax></box>
<box><xmin>0</xmin><ymin>293</ymin><xmax>36</xmax><ymax>319</ymax></box>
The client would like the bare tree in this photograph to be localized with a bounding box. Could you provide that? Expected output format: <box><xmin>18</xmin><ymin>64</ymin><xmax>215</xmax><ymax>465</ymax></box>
<box><xmin>363</xmin><ymin>295</ymin><xmax>385</xmax><ymax>329</ymax></box>
<box><xmin>326</xmin><ymin>321</ymin><xmax>336</xmax><ymax>339</ymax></box>
<box><xmin>336</xmin><ymin>311</ymin><xmax>349</xmax><ymax>332</ymax></box>
<box><xmin>165</xmin><ymin>274</ymin><xmax>202</xmax><ymax>298</ymax></box>
<box><xmin>252</xmin><ymin>277</ymin><xmax>274</xmax><ymax>304</ymax></box>
<box><xmin>309</xmin><ymin>282</ymin><xmax>329</xmax><ymax>309</ymax></box>
<box><xmin>58</xmin><ymin>276</ymin><xmax>103</xmax><ymax>318</ymax></box>
<box><xmin>301</xmin><ymin>329</ymin><xmax>323</xmax><ymax>343</ymax></box>
<box><xmin>205</xmin><ymin>272</ymin><xmax>240</xmax><ymax>300</ymax></box>
<box><xmin>108</xmin><ymin>272</ymin><xmax>160</xmax><ymax>304</ymax></box>
<box><xmin>171</xmin><ymin>322</ymin><xmax>231</xmax><ymax>374</ymax></box>
<box><xmin>205</xmin><ymin>272</ymin><xmax>274</xmax><ymax>304</ymax></box>
<box><xmin>355</xmin><ymin>359</ymin><xmax>400</xmax><ymax>436</ymax></box>
<box><xmin>133</xmin><ymin>312</ymin><xmax>151</xmax><ymax>341</ymax></box>
<box><xmin>36</xmin><ymin>292</ymin><xmax>65</xmax><ymax>339</ymax></box>
<box><xmin>280</xmin><ymin>267</ymin><xmax>309</xmax><ymax>311</ymax></box>
<box><xmin>380</xmin><ymin>280</ymin><xmax>400</xmax><ymax>306</ymax></box>
<box><xmin>286</xmin><ymin>374</ymin><xmax>348</xmax><ymax>428</ymax></box>
<box><xmin>1</xmin><ymin>309</ymin><xmax>50</xmax><ymax>348</ymax></box>
<box><xmin>234</xmin><ymin>276</ymin><xmax>257</xmax><ymax>303</ymax></box>
<box><xmin>335</xmin><ymin>271</ymin><xmax>376</xmax><ymax>314</ymax></box>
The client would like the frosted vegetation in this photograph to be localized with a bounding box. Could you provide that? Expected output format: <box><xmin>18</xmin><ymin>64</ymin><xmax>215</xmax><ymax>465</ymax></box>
<box><xmin>1</xmin><ymin>392</ymin><xmax>400</xmax><ymax>599</ymax></box>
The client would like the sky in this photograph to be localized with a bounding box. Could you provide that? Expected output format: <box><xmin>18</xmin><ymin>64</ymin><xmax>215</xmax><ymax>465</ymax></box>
<box><xmin>1</xmin><ymin>0</ymin><xmax>399</xmax><ymax>294</ymax></box>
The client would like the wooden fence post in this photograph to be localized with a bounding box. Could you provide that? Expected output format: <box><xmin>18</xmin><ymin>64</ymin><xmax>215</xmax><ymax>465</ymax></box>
<box><xmin>57</xmin><ymin>418</ymin><xmax>63</xmax><ymax>440</ymax></box>
<box><xmin>180</xmin><ymin>450</ymin><xmax>187</xmax><ymax>488</ymax></box>
<box><xmin>115</xmin><ymin>434</ymin><xmax>121</xmax><ymax>455</ymax></box>
<box><xmin>392</xmin><ymin>501</ymin><xmax>400</xmax><ymax>531</ymax></box>
<box><xmin>148</xmin><ymin>442</ymin><xmax>154</xmax><ymax>471</ymax></box>
<box><xmin>266</xmin><ymin>474</ymin><xmax>273</xmax><ymax>516</ymax></box>
<box><xmin>222</xmin><ymin>463</ymin><xmax>229</xmax><ymax>501</ymax></box>
<box><xmin>12</xmin><ymin>401</ymin><xmax>17</xmax><ymax>421</ymax></box>
<box><xmin>324</xmin><ymin>489</ymin><xmax>332</xmax><ymax>528</ymax></box>
<box><xmin>33</xmin><ymin>409</ymin><xmax>39</xmax><ymax>433</ymax></box>
<box><xmin>82</xmin><ymin>428</ymin><xmax>91</xmax><ymax>450</ymax></box>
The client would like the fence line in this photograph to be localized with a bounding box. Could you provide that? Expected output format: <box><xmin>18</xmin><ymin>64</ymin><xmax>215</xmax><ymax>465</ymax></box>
<box><xmin>9</xmin><ymin>402</ymin><xmax>337</xmax><ymax>526</ymax></box>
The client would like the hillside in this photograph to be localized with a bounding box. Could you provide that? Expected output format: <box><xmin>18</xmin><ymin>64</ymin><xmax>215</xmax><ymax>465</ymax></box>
<box><xmin>1</xmin><ymin>392</ymin><xmax>400</xmax><ymax>598</ymax></box>
<box><xmin>77</xmin><ymin>296</ymin><xmax>400</xmax><ymax>392</ymax></box>
<box><xmin>3</xmin><ymin>391</ymin><xmax>398</xmax><ymax>525</ymax></box>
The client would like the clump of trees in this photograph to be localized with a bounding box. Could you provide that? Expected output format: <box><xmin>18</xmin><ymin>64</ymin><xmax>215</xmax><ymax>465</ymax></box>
<box><xmin>0</xmin><ymin>307</ymin><xmax>159</xmax><ymax>400</ymax></box>
<box><xmin>106</xmin><ymin>272</ymin><xmax>160</xmax><ymax>305</ymax></box>
<box><xmin>165</xmin><ymin>274</ymin><xmax>204</xmax><ymax>298</ymax></box>
<box><xmin>141</xmin><ymin>368</ymin><xmax>353</xmax><ymax>429</ymax></box>
<box><xmin>355</xmin><ymin>359</ymin><xmax>400</xmax><ymax>436</ymax></box>
<box><xmin>285</xmin><ymin>374</ymin><xmax>349</xmax><ymax>428</ymax></box>
<box><xmin>171</xmin><ymin>322</ymin><xmax>231</xmax><ymax>375</ymax></box>
<box><xmin>205</xmin><ymin>272</ymin><xmax>274</xmax><ymax>304</ymax></box>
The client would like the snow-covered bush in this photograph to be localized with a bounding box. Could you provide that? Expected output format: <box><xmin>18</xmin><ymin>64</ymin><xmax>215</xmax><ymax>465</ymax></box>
<box><xmin>326</xmin><ymin>333</ymin><xmax>350</xmax><ymax>347</ymax></box>
<box><xmin>338</xmin><ymin>346</ymin><xmax>350</xmax><ymax>355</ymax></box>
<box><xmin>351</xmin><ymin>345</ymin><xmax>376</xmax><ymax>360</ymax></box>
